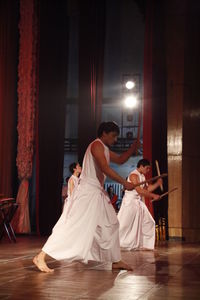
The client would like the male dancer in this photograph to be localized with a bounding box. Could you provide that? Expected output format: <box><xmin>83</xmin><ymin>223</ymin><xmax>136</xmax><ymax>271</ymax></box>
<box><xmin>118</xmin><ymin>159</ymin><xmax>162</xmax><ymax>250</ymax></box>
<box><xmin>33</xmin><ymin>122</ymin><xmax>139</xmax><ymax>272</ymax></box>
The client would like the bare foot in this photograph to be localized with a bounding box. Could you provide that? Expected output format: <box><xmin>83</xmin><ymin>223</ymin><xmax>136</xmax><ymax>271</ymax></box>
<box><xmin>112</xmin><ymin>260</ymin><xmax>133</xmax><ymax>271</ymax></box>
<box><xmin>33</xmin><ymin>255</ymin><xmax>54</xmax><ymax>273</ymax></box>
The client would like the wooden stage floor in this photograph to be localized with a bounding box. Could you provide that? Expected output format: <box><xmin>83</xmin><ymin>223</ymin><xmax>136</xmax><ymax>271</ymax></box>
<box><xmin>0</xmin><ymin>236</ymin><xmax>200</xmax><ymax>300</ymax></box>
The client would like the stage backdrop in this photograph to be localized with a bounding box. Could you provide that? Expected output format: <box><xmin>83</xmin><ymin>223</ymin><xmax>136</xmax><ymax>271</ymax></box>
<box><xmin>36</xmin><ymin>0</ymin><xmax>68</xmax><ymax>235</ymax></box>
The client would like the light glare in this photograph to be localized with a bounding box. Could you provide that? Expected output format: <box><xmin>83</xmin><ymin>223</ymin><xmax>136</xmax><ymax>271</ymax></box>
<box><xmin>125</xmin><ymin>81</ymin><xmax>135</xmax><ymax>90</ymax></box>
<box><xmin>124</xmin><ymin>96</ymin><xmax>137</xmax><ymax>108</ymax></box>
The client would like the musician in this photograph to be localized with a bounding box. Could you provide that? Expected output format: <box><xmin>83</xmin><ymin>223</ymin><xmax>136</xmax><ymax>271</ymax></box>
<box><xmin>118</xmin><ymin>159</ymin><xmax>162</xmax><ymax>250</ymax></box>
<box><xmin>107</xmin><ymin>185</ymin><xmax>118</xmax><ymax>212</ymax></box>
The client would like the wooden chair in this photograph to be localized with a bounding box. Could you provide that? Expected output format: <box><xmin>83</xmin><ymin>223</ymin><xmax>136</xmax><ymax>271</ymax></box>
<box><xmin>0</xmin><ymin>198</ymin><xmax>18</xmax><ymax>242</ymax></box>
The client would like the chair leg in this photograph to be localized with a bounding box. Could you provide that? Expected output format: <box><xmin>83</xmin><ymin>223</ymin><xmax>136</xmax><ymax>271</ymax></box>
<box><xmin>3</xmin><ymin>223</ymin><xmax>12</xmax><ymax>242</ymax></box>
<box><xmin>7</xmin><ymin>222</ymin><xmax>17</xmax><ymax>242</ymax></box>
<box><xmin>0</xmin><ymin>202</ymin><xmax>18</xmax><ymax>242</ymax></box>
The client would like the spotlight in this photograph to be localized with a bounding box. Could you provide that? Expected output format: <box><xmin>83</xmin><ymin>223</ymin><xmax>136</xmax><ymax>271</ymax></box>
<box><xmin>124</xmin><ymin>96</ymin><xmax>137</xmax><ymax>108</ymax></box>
<box><xmin>125</xmin><ymin>81</ymin><xmax>135</xmax><ymax>90</ymax></box>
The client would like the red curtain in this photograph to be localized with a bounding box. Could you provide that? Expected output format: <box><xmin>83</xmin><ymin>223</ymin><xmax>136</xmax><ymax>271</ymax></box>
<box><xmin>78</xmin><ymin>0</ymin><xmax>105</xmax><ymax>163</ymax></box>
<box><xmin>13</xmin><ymin>0</ymin><xmax>38</xmax><ymax>233</ymax></box>
<box><xmin>0</xmin><ymin>0</ymin><xmax>18</xmax><ymax>197</ymax></box>
<box><xmin>143</xmin><ymin>0</ymin><xmax>154</xmax><ymax>216</ymax></box>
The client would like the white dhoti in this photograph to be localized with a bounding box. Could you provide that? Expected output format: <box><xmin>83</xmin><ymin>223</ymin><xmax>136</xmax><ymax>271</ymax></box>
<box><xmin>42</xmin><ymin>180</ymin><xmax>121</xmax><ymax>263</ymax></box>
<box><xmin>118</xmin><ymin>193</ymin><xmax>155</xmax><ymax>250</ymax></box>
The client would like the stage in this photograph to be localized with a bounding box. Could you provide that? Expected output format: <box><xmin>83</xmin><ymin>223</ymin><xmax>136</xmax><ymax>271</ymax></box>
<box><xmin>0</xmin><ymin>237</ymin><xmax>200</xmax><ymax>299</ymax></box>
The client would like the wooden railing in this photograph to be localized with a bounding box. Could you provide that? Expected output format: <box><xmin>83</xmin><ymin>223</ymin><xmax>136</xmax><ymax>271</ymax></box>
<box><xmin>64</xmin><ymin>137</ymin><xmax>141</xmax><ymax>153</ymax></box>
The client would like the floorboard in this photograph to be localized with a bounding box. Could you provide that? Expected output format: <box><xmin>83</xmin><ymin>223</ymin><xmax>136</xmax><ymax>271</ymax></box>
<box><xmin>0</xmin><ymin>236</ymin><xmax>200</xmax><ymax>299</ymax></box>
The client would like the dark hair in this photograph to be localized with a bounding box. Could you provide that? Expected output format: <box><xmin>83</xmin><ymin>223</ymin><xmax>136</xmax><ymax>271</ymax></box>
<box><xmin>137</xmin><ymin>158</ymin><xmax>151</xmax><ymax>168</ymax></box>
<box><xmin>107</xmin><ymin>185</ymin><xmax>113</xmax><ymax>192</ymax></box>
<box><xmin>107</xmin><ymin>185</ymin><xmax>114</xmax><ymax>197</ymax></box>
<box><xmin>97</xmin><ymin>121</ymin><xmax>120</xmax><ymax>137</ymax></box>
<box><xmin>65</xmin><ymin>176</ymin><xmax>70</xmax><ymax>183</ymax></box>
<box><xmin>69</xmin><ymin>162</ymin><xmax>77</xmax><ymax>174</ymax></box>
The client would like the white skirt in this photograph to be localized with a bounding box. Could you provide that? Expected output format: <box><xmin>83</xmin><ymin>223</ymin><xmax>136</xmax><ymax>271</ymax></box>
<box><xmin>42</xmin><ymin>180</ymin><xmax>121</xmax><ymax>263</ymax></box>
<box><xmin>118</xmin><ymin>193</ymin><xmax>155</xmax><ymax>250</ymax></box>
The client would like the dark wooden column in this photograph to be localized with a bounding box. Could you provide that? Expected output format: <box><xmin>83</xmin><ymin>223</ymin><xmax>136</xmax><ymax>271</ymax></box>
<box><xmin>166</xmin><ymin>0</ymin><xmax>200</xmax><ymax>241</ymax></box>
<box><xmin>145</xmin><ymin>0</ymin><xmax>200</xmax><ymax>241</ymax></box>
<box><xmin>181</xmin><ymin>1</ymin><xmax>200</xmax><ymax>241</ymax></box>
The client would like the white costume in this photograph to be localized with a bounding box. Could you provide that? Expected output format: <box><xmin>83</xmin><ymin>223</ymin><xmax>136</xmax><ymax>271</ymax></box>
<box><xmin>62</xmin><ymin>175</ymin><xmax>79</xmax><ymax>204</ymax></box>
<box><xmin>42</xmin><ymin>138</ymin><xmax>121</xmax><ymax>264</ymax></box>
<box><xmin>62</xmin><ymin>174</ymin><xmax>79</xmax><ymax>211</ymax></box>
<box><xmin>67</xmin><ymin>175</ymin><xmax>79</xmax><ymax>198</ymax></box>
<box><xmin>118</xmin><ymin>169</ymin><xmax>155</xmax><ymax>250</ymax></box>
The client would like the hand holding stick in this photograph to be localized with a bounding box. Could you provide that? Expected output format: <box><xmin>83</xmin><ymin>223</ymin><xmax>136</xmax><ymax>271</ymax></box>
<box><xmin>134</xmin><ymin>173</ymin><xmax>168</xmax><ymax>188</ymax></box>
<box><xmin>151</xmin><ymin>187</ymin><xmax>178</xmax><ymax>202</ymax></box>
